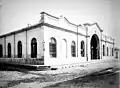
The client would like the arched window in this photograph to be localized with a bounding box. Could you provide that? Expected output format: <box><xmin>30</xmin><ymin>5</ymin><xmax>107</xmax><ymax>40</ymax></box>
<box><xmin>31</xmin><ymin>38</ymin><xmax>37</xmax><ymax>58</ymax></box>
<box><xmin>71</xmin><ymin>41</ymin><xmax>76</xmax><ymax>57</ymax></box>
<box><xmin>0</xmin><ymin>44</ymin><xmax>3</xmax><ymax>57</ymax></box>
<box><xmin>8</xmin><ymin>43</ymin><xmax>11</xmax><ymax>58</ymax></box>
<box><xmin>112</xmin><ymin>48</ymin><xmax>114</xmax><ymax>56</ymax></box>
<box><xmin>49</xmin><ymin>37</ymin><xmax>57</xmax><ymax>58</ymax></box>
<box><xmin>107</xmin><ymin>47</ymin><xmax>109</xmax><ymax>56</ymax></box>
<box><xmin>17</xmin><ymin>41</ymin><xmax>22</xmax><ymax>58</ymax></box>
<box><xmin>103</xmin><ymin>45</ymin><xmax>105</xmax><ymax>56</ymax></box>
<box><xmin>81</xmin><ymin>41</ymin><xmax>85</xmax><ymax>57</ymax></box>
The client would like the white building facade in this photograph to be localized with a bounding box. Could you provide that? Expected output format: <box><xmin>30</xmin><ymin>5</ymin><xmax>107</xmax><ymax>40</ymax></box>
<box><xmin>0</xmin><ymin>12</ymin><xmax>118</xmax><ymax>67</ymax></box>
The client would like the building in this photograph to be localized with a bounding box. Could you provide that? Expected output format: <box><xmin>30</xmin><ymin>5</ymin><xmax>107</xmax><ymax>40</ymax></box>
<box><xmin>0</xmin><ymin>12</ymin><xmax>119</xmax><ymax>68</ymax></box>
<box><xmin>114</xmin><ymin>47</ymin><xmax>120</xmax><ymax>59</ymax></box>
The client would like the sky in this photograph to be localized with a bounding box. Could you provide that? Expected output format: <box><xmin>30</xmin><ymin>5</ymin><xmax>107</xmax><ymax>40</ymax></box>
<box><xmin>0</xmin><ymin>0</ymin><xmax>120</xmax><ymax>46</ymax></box>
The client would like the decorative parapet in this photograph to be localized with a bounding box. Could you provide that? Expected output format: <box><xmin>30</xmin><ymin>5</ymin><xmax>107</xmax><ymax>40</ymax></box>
<box><xmin>83</xmin><ymin>22</ymin><xmax>103</xmax><ymax>32</ymax></box>
<box><xmin>40</xmin><ymin>12</ymin><xmax>85</xmax><ymax>35</ymax></box>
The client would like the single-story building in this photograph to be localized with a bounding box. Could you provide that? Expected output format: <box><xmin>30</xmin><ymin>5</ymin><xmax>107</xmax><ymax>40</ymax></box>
<box><xmin>0</xmin><ymin>12</ymin><xmax>118</xmax><ymax>68</ymax></box>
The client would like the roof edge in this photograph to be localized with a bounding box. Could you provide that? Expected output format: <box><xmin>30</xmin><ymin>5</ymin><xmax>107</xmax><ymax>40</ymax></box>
<box><xmin>0</xmin><ymin>22</ymin><xmax>43</xmax><ymax>38</ymax></box>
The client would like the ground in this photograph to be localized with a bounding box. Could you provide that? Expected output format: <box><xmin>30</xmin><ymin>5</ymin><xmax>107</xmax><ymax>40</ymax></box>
<box><xmin>0</xmin><ymin>58</ymin><xmax>119</xmax><ymax>88</ymax></box>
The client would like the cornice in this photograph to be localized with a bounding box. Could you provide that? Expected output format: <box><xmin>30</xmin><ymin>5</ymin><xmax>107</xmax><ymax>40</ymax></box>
<box><xmin>43</xmin><ymin>22</ymin><xmax>88</xmax><ymax>37</ymax></box>
<box><xmin>101</xmin><ymin>39</ymin><xmax>114</xmax><ymax>45</ymax></box>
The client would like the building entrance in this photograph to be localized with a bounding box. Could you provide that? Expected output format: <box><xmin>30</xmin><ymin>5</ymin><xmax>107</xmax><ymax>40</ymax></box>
<box><xmin>90</xmin><ymin>34</ymin><xmax>100</xmax><ymax>60</ymax></box>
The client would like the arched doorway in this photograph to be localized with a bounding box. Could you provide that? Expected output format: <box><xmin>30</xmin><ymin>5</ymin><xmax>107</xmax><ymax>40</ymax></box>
<box><xmin>17</xmin><ymin>41</ymin><xmax>22</xmax><ymax>58</ymax></box>
<box><xmin>8</xmin><ymin>43</ymin><xmax>11</xmax><ymax>58</ymax></box>
<box><xmin>0</xmin><ymin>44</ymin><xmax>3</xmax><ymax>57</ymax></box>
<box><xmin>31</xmin><ymin>38</ymin><xmax>37</xmax><ymax>58</ymax></box>
<box><xmin>90</xmin><ymin>34</ymin><xmax>100</xmax><ymax>60</ymax></box>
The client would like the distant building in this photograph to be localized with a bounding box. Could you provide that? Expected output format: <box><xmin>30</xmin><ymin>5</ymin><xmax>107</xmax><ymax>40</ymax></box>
<box><xmin>0</xmin><ymin>12</ymin><xmax>119</xmax><ymax>66</ymax></box>
<box><xmin>114</xmin><ymin>47</ymin><xmax>120</xmax><ymax>59</ymax></box>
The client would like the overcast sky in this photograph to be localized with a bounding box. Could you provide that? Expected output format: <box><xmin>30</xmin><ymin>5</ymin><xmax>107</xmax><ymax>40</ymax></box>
<box><xmin>0</xmin><ymin>0</ymin><xmax>120</xmax><ymax>46</ymax></box>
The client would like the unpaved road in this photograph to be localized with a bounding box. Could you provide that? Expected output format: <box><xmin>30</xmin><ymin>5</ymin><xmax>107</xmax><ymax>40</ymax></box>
<box><xmin>0</xmin><ymin>59</ymin><xmax>119</xmax><ymax>88</ymax></box>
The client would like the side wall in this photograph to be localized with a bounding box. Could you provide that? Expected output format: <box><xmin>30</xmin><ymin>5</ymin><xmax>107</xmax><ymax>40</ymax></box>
<box><xmin>6</xmin><ymin>35</ymin><xmax>14</xmax><ymax>58</ymax></box>
<box><xmin>0</xmin><ymin>38</ymin><xmax>5</xmax><ymax>57</ymax></box>
<box><xmin>27</xmin><ymin>27</ymin><xmax>44</xmax><ymax>58</ymax></box>
<box><xmin>44</xmin><ymin>26</ymin><xmax>86</xmax><ymax>66</ymax></box>
<box><xmin>102</xmin><ymin>35</ymin><xmax>114</xmax><ymax>59</ymax></box>
<box><xmin>15</xmin><ymin>31</ymin><xmax>26</xmax><ymax>58</ymax></box>
<box><xmin>0</xmin><ymin>26</ymin><xmax>44</xmax><ymax>59</ymax></box>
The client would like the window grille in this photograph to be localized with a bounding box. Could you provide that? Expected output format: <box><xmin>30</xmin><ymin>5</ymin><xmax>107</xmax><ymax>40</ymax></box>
<box><xmin>71</xmin><ymin>41</ymin><xmax>76</xmax><ymax>57</ymax></box>
<box><xmin>49</xmin><ymin>37</ymin><xmax>57</xmax><ymax>58</ymax></box>
<box><xmin>81</xmin><ymin>41</ymin><xmax>85</xmax><ymax>57</ymax></box>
